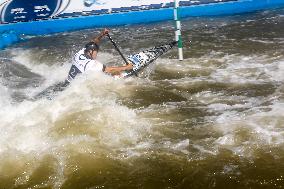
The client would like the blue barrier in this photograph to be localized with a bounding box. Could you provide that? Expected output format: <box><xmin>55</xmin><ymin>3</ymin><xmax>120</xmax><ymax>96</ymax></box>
<box><xmin>0</xmin><ymin>31</ymin><xmax>21</xmax><ymax>49</ymax></box>
<box><xmin>0</xmin><ymin>0</ymin><xmax>284</xmax><ymax>49</ymax></box>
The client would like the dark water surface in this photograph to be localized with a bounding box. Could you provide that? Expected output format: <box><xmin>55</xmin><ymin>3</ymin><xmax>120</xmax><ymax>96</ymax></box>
<box><xmin>0</xmin><ymin>8</ymin><xmax>283</xmax><ymax>189</ymax></box>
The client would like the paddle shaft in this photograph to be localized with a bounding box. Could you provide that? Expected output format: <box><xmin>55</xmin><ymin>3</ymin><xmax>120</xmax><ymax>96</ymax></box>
<box><xmin>107</xmin><ymin>34</ymin><xmax>129</xmax><ymax>65</ymax></box>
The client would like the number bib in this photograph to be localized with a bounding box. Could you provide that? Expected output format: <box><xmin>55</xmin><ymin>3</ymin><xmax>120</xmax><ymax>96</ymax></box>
<box><xmin>66</xmin><ymin>48</ymin><xmax>104</xmax><ymax>82</ymax></box>
<box><xmin>67</xmin><ymin>64</ymin><xmax>82</xmax><ymax>81</ymax></box>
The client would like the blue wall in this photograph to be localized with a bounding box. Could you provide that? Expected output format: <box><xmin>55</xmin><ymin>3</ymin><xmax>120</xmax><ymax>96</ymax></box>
<box><xmin>1</xmin><ymin>0</ymin><xmax>284</xmax><ymax>49</ymax></box>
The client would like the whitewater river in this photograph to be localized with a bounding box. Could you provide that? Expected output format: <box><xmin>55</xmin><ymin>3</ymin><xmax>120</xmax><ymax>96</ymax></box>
<box><xmin>0</xmin><ymin>8</ymin><xmax>283</xmax><ymax>189</ymax></box>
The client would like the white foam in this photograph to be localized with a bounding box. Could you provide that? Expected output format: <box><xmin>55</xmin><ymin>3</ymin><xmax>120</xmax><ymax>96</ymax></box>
<box><xmin>172</xmin><ymin>139</ymin><xmax>190</xmax><ymax>154</ymax></box>
<box><xmin>266</xmin><ymin>60</ymin><xmax>284</xmax><ymax>82</ymax></box>
<box><xmin>215</xmin><ymin>134</ymin><xmax>235</xmax><ymax>146</ymax></box>
<box><xmin>191</xmin><ymin>144</ymin><xmax>217</xmax><ymax>156</ymax></box>
<box><xmin>0</xmin><ymin>84</ymin><xmax>11</xmax><ymax>107</ymax></box>
<box><xmin>207</xmin><ymin>97</ymin><xmax>260</xmax><ymax>113</ymax></box>
<box><xmin>156</xmin><ymin>54</ymin><xmax>221</xmax><ymax>74</ymax></box>
<box><xmin>213</xmin><ymin>101</ymin><xmax>284</xmax><ymax>156</ymax></box>
<box><xmin>211</xmin><ymin>54</ymin><xmax>284</xmax><ymax>84</ymax></box>
<box><xmin>0</xmin><ymin>50</ymin><xmax>151</xmax><ymax>157</ymax></box>
<box><xmin>248</xmin><ymin>38</ymin><xmax>275</xmax><ymax>44</ymax></box>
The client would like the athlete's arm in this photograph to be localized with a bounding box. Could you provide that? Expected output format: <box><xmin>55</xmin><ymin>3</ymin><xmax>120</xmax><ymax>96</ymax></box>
<box><xmin>104</xmin><ymin>63</ymin><xmax>133</xmax><ymax>75</ymax></box>
<box><xmin>91</xmin><ymin>28</ymin><xmax>109</xmax><ymax>44</ymax></box>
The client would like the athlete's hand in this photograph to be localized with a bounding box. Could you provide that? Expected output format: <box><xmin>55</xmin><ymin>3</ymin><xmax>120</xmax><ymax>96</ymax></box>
<box><xmin>125</xmin><ymin>63</ymin><xmax>133</xmax><ymax>70</ymax></box>
<box><xmin>102</xmin><ymin>28</ymin><xmax>109</xmax><ymax>36</ymax></box>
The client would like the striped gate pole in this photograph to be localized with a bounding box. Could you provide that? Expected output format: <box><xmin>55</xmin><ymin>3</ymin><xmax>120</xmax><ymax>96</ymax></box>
<box><xmin>174</xmin><ymin>0</ymin><xmax>183</xmax><ymax>61</ymax></box>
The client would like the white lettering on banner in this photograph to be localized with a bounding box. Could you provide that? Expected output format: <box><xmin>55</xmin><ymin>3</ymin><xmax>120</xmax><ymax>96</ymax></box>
<box><xmin>34</xmin><ymin>5</ymin><xmax>51</xmax><ymax>13</ymax></box>
<box><xmin>37</xmin><ymin>13</ymin><xmax>50</xmax><ymax>17</ymax></box>
<box><xmin>64</xmin><ymin>0</ymin><xmax>173</xmax><ymax>13</ymax></box>
<box><xmin>14</xmin><ymin>16</ymin><xmax>26</xmax><ymax>19</ymax></box>
<box><xmin>11</xmin><ymin>8</ymin><xmax>27</xmax><ymax>15</ymax></box>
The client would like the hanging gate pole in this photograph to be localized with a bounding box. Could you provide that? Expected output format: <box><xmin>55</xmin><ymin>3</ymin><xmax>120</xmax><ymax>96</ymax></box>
<box><xmin>174</xmin><ymin>0</ymin><xmax>183</xmax><ymax>61</ymax></box>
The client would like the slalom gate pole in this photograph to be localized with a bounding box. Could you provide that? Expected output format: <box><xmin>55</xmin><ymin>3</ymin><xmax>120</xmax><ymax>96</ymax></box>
<box><xmin>174</xmin><ymin>0</ymin><xmax>183</xmax><ymax>61</ymax></box>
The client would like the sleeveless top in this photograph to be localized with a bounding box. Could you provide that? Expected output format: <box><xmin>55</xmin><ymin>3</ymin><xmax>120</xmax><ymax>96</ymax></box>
<box><xmin>67</xmin><ymin>48</ymin><xmax>105</xmax><ymax>82</ymax></box>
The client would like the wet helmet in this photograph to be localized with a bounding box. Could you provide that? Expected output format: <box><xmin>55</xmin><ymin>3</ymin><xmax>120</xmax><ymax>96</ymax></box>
<box><xmin>84</xmin><ymin>42</ymin><xmax>99</xmax><ymax>52</ymax></box>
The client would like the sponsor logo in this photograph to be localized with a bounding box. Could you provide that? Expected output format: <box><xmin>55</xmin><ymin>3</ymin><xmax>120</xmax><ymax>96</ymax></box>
<box><xmin>84</xmin><ymin>0</ymin><xmax>105</xmax><ymax>7</ymax></box>
<box><xmin>0</xmin><ymin>0</ymin><xmax>68</xmax><ymax>23</ymax></box>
